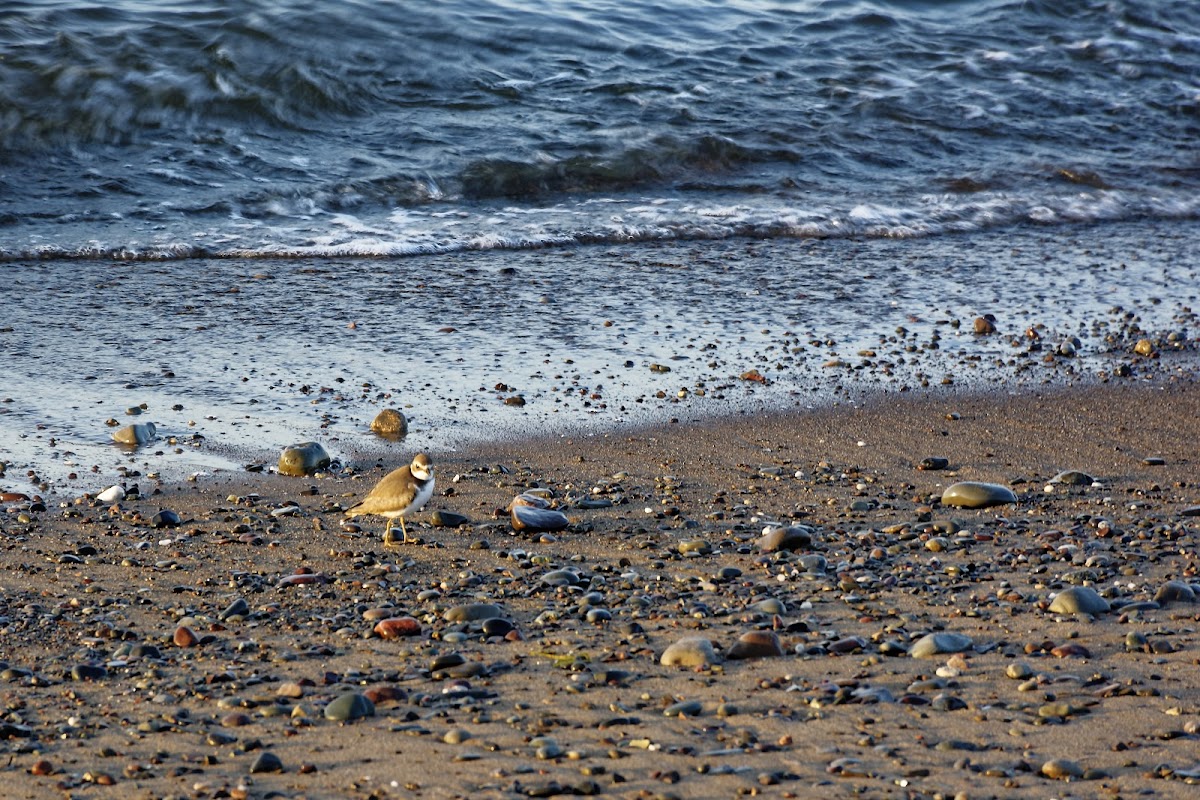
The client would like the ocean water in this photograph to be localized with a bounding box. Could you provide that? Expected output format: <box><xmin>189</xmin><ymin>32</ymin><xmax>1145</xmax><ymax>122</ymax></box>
<box><xmin>1</xmin><ymin>0</ymin><xmax>1198</xmax><ymax>493</ymax></box>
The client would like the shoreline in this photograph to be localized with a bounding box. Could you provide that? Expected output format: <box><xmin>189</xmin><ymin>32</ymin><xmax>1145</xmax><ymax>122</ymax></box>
<box><xmin>1</xmin><ymin>378</ymin><xmax>1197</xmax><ymax>799</ymax></box>
<box><xmin>3</xmin><ymin>219</ymin><xmax>1198</xmax><ymax>497</ymax></box>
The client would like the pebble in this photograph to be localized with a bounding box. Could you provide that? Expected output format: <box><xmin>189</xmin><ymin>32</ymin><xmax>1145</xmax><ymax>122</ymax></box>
<box><xmin>324</xmin><ymin>692</ymin><xmax>375</xmax><ymax>722</ymax></box>
<box><xmin>726</xmin><ymin>631</ymin><xmax>784</xmax><ymax>660</ymax></box>
<box><xmin>370</xmin><ymin>408</ymin><xmax>408</xmax><ymax>440</ymax></box>
<box><xmin>96</xmin><ymin>485</ymin><xmax>126</xmax><ymax>503</ymax></box>
<box><xmin>1041</xmin><ymin>758</ymin><xmax>1084</xmax><ymax>780</ymax></box>
<box><xmin>663</xmin><ymin>700</ymin><xmax>703</xmax><ymax>717</ymax></box>
<box><xmin>511</xmin><ymin>504</ymin><xmax>569</xmax><ymax>533</ymax></box>
<box><xmin>756</xmin><ymin>524</ymin><xmax>813</xmax><ymax>552</ymax></box>
<box><xmin>431</xmin><ymin>510</ymin><xmax>469</xmax><ymax>528</ymax></box>
<box><xmin>277</xmin><ymin>441</ymin><xmax>331</xmax><ymax>477</ymax></box>
<box><xmin>151</xmin><ymin>509</ymin><xmax>182</xmax><ymax>528</ymax></box>
<box><xmin>1005</xmin><ymin>662</ymin><xmax>1033</xmax><ymax>680</ymax></box>
<box><xmin>444</xmin><ymin>603</ymin><xmax>506</xmax><ymax>622</ymax></box>
<box><xmin>374</xmin><ymin>616</ymin><xmax>422</xmax><ymax>639</ymax></box>
<box><xmin>249</xmin><ymin>752</ymin><xmax>284</xmax><ymax>774</ymax></box>
<box><xmin>1050</xmin><ymin>470</ymin><xmax>1095</xmax><ymax>486</ymax></box>
<box><xmin>918</xmin><ymin>457</ymin><xmax>949</xmax><ymax>470</ymax></box>
<box><xmin>1153</xmin><ymin>580</ymin><xmax>1197</xmax><ymax>605</ymax></box>
<box><xmin>173</xmin><ymin>626</ymin><xmax>199</xmax><ymax>647</ymax></box>
<box><xmin>70</xmin><ymin>664</ymin><xmax>107</xmax><ymax>682</ymax></box>
<box><xmin>218</xmin><ymin>598</ymin><xmax>250</xmax><ymax>621</ymax></box>
<box><xmin>909</xmin><ymin>632</ymin><xmax>973</xmax><ymax>658</ymax></box>
<box><xmin>940</xmin><ymin>481</ymin><xmax>1017</xmax><ymax>508</ymax></box>
<box><xmin>1048</xmin><ymin>586</ymin><xmax>1110</xmax><ymax>615</ymax></box>
<box><xmin>112</xmin><ymin>422</ymin><xmax>157</xmax><ymax>446</ymax></box>
<box><xmin>660</xmin><ymin>636</ymin><xmax>719</xmax><ymax>667</ymax></box>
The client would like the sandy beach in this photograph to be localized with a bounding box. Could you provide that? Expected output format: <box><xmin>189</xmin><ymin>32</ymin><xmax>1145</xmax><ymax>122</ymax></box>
<box><xmin>1</xmin><ymin>378</ymin><xmax>1198</xmax><ymax>800</ymax></box>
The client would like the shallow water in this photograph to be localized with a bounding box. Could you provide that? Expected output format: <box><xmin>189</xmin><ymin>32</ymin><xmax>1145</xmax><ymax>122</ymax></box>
<box><xmin>1</xmin><ymin>219</ymin><xmax>1196</xmax><ymax>495</ymax></box>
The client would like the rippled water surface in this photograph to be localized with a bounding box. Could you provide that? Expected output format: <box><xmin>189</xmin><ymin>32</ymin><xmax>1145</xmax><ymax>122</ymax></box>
<box><xmin>2</xmin><ymin>0</ymin><xmax>1198</xmax><ymax>257</ymax></box>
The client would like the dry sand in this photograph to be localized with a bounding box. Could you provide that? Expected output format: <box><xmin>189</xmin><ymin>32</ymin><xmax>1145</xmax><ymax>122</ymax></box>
<box><xmin>1</xmin><ymin>380</ymin><xmax>1199</xmax><ymax>800</ymax></box>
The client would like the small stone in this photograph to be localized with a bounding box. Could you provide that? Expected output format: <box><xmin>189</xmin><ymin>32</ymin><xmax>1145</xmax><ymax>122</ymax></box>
<box><xmin>112</xmin><ymin>422</ymin><xmax>157</xmax><ymax>446</ymax></box>
<box><xmin>324</xmin><ymin>692</ymin><xmax>375</xmax><ymax>722</ymax></box>
<box><xmin>151</xmin><ymin>509</ymin><xmax>182</xmax><ymax>528</ymax></box>
<box><xmin>443</xmin><ymin>603</ymin><xmax>506</xmax><ymax>622</ymax></box>
<box><xmin>374</xmin><ymin>616</ymin><xmax>422</xmax><ymax>639</ymax></box>
<box><xmin>1048</xmin><ymin>586</ymin><xmax>1110</xmax><ymax>615</ymax></box>
<box><xmin>173</xmin><ymin>626</ymin><xmax>199</xmax><ymax>647</ymax></box>
<box><xmin>910</xmin><ymin>632</ymin><xmax>973</xmax><ymax>659</ymax></box>
<box><xmin>918</xmin><ymin>457</ymin><xmax>949</xmax><ymax>471</ymax></box>
<box><xmin>726</xmin><ymin>631</ymin><xmax>784</xmax><ymax>660</ymax></box>
<box><xmin>370</xmin><ymin>409</ymin><xmax>408</xmax><ymax>440</ymax></box>
<box><xmin>431</xmin><ymin>510</ymin><xmax>469</xmax><ymax>528</ymax></box>
<box><xmin>95</xmin><ymin>485</ymin><xmax>126</xmax><ymax>503</ymax></box>
<box><xmin>1050</xmin><ymin>470</ymin><xmax>1095</xmax><ymax>486</ymax></box>
<box><xmin>973</xmin><ymin>316</ymin><xmax>996</xmax><ymax>334</ymax></box>
<box><xmin>1041</xmin><ymin>758</ymin><xmax>1084</xmax><ymax>780</ymax></box>
<box><xmin>277</xmin><ymin>442</ymin><xmax>331</xmax><ymax>477</ymax></box>
<box><xmin>1153</xmin><ymin>580</ymin><xmax>1197</xmax><ymax>605</ymax></box>
<box><xmin>678</xmin><ymin>539</ymin><xmax>712</xmax><ymax>555</ymax></box>
<box><xmin>1005</xmin><ymin>662</ymin><xmax>1033</xmax><ymax>680</ymax></box>
<box><xmin>249</xmin><ymin>752</ymin><xmax>284</xmax><ymax>774</ymax></box>
<box><xmin>756</xmin><ymin>524</ymin><xmax>813</xmax><ymax>553</ymax></box>
<box><xmin>663</xmin><ymin>700</ymin><xmax>703</xmax><ymax>717</ymax></box>
<box><xmin>70</xmin><ymin>664</ymin><xmax>107</xmax><ymax>682</ymax></box>
<box><xmin>941</xmin><ymin>482</ymin><xmax>1017</xmax><ymax>509</ymax></box>
<box><xmin>660</xmin><ymin>637</ymin><xmax>719</xmax><ymax>668</ymax></box>
<box><xmin>218</xmin><ymin>598</ymin><xmax>250</xmax><ymax>621</ymax></box>
<box><xmin>511</xmin><ymin>504</ymin><xmax>569</xmax><ymax>533</ymax></box>
<box><xmin>482</xmin><ymin>618</ymin><xmax>515</xmax><ymax>638</ymax></box>
<box><xmin>1134</xmin><ymin>339</ymin><xmax>1155</xmax><ymax>357</ymax></box>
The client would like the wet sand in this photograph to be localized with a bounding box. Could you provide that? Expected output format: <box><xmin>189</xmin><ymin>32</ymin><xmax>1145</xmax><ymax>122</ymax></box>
<box><xmin>1</xmin><ymin>379</ymin><xmax>1198</xmax><ymax>799</ymax></box>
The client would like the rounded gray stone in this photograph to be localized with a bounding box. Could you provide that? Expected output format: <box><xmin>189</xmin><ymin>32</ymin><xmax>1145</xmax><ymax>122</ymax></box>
<box><xmin>1048</xmin><ymin>586</ymin><xmax>1110</xmax><ymax>615</ymax></box>
<box><xmin>909</xmin><ymin>631</ymin><xmax>973</xmax><ymax>659</ymax></box>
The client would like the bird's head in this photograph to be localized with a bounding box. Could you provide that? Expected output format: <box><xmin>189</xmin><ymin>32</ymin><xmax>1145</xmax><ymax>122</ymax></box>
<box><xmin>411</xmin><ymin>453</ymin><xmax>433</xmax><ymax>481</ymax></box>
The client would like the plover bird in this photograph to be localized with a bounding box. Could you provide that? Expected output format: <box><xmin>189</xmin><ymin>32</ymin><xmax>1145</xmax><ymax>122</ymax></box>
<box><xmin>344</xmin><ymin>453</ymin><xmax>435</xmax><ymax>547</ymax></box>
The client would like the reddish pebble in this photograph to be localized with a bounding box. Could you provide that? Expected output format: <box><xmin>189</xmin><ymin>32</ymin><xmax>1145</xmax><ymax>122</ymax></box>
<box><xmin>726</xmin><ymin>631</ymin><xmax>785</xmax><ymax>660</ymax></box>
<box><xmin>1051</xmin><ymin>643</ymin><xmax>1092</xmax><ymax>659</ymax></box>
<box><xmin>29</xmin><ymin>759</ymin><xmax>53</xmax><ymax>776</ymax></box>
<box><xmin>373</xmin><ymin>616</ymin><xmax>421</xmax><ymax>639</ymax></box>
<box><xmin>362</xmin><ymin>685</ymin><xmax>406</xmax><ymax>705</ymax></box>
<box><xmin>173</xmin><ymin>626</ymin><xmax>199</xmax><ymax>647</ymax></box>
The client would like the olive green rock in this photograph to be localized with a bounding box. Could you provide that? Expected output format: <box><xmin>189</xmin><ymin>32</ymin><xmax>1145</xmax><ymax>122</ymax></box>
<box><xmin>277</xmin><ymin>441</ymin><xmax>331</xmax><ymax>476</ymax></box>
<box><xmin>324</xmin><ymin>692</ymin><xmax>375</xmax><ymax>721</ymax></box>
<box><xmin>941</xmin><ymin>481</ymin><xmax>1016</xmax><ymax>508</ymax></box>
<box><xmin>370</xmin><ymin>408</ymin><xmax>408</xmax><ymax>440</ymax></box>
<box><xmin>112</xmin><ymin>422</ymin><xmax>157</xmax><ymax>446</ymax></box>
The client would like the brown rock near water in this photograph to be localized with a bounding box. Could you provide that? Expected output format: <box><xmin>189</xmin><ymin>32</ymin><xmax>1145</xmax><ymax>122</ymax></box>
<box><xmin>369</xmin><ymin>408</ymin><xmax>408</xmax><ymax>440</ymax></box>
